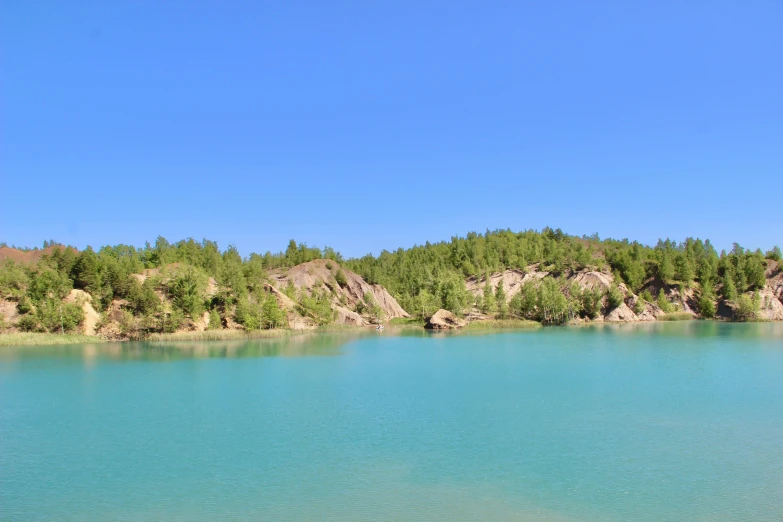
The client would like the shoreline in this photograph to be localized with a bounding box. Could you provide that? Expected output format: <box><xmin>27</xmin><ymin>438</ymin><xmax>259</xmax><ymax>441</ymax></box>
<box><xmin>7</xmin><ymin>316</ymin><xmax>771</xmax><ymax>347</ymax></box>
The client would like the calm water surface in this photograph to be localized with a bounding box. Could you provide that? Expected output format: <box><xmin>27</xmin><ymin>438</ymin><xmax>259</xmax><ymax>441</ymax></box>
<box><xmin>2</xmin><ymin>322</ymin><xmax>782</xmax><ymax>521</ymax></box>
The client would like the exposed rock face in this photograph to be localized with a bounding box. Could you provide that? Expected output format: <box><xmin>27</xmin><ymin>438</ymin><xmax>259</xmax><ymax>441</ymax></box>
<box><xmin>194</xmin><ymin>311</ymin><xmax>211</xmax><ymax>332</ymax></box>
<box><xmin>604</xmin><ymin>303</ymin><xmax>639</xmax><ymax>322</ymax></box>
<box><xmin>628</xmin><ymin>297</ymin><xmax>665</xmax><ymax>321</ymax></box>
<box><xmin>757</xmin><ymin>289</ymin><xmax>783</xmax><ymax>321</ymax></box>
<box><xmin>64</xmin><ymin>289</ymin><xmax>101</xmax><ymax>335</ymax></box>
<box><xmin>465</xmin><ymin>266</ymin><xmax>548</xmax><ymax>300</ymax></box>
<box><xmin>424</xmin><ymin>309</ymin><xmax>466</xmax><ymax>330</ymax></box>
<box><xmin>569</xmin><ymin>270</ymin><xmax>615</xmax><ymax>292</ymax></box>
<box><xmin>271</xmin><ymin>259</ymin><xmax>409</xmax><ymax>324</ymax></box>
<box><xmin>766</xmin><ymin>261</ymin><xmax>783</xmax><ymax>303</ymax></box>
<box><xmin>333</xmin><ymin>305</ymin><xmax>366</xmax><ymax>326</ymax></box>
<box><xmin>0</xmin><ymin>299</ymin><xmax>19</xmax><ymax>330</ymax></box>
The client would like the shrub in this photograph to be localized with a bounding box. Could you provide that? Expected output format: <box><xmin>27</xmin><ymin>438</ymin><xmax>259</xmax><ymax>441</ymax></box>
<box><xmin>235</xmin><ymin>298</ymin><xmax>262</xmax><ymax>330</ymax></box>
<box><xmin>606</xmin><ymin>285</ymin><xmax>624</xmax><ymax>310</ymax></box>
<box><xmin>0</xmin><ymin>260</ymin><xmax>29</xmax><ymax>299</ymax></box>
<box><xmin>261</xmin><ymin>296</ymin><xmax>287</xmax><ymax>329</ymax></box>
<box><xmin>161</xmin><ymin>309</ymin><xmax>184</xmax><ymax>333</ymax></box>
<box><xmin>633</xmin><ymin>297</ymin><xmax>646</xmax><ymax>315</ymax></box>
<box><xmin>208</xmin><ymin>309</ymin><xmax>222</xmax><ymax>330</ymax></box>
<box><xmin>657</xmin><ymin>289</ymin><xmax>674</xmax><ymax>313</ymax></box>
<box><xmin>734</xmin><ymin>293</ymin><xmax>760</xmax><ymax>322</ymax></box>
<box><xmin>17</xmin><ymin>314</ymin><xmax>39</xmax><ymax>332</ymax></box>
<box><xmin>581</xmin><ymin>288</ymin><xmax>603</xmax><ymax>318</ymax></box>
<box><xmin>167</xmin><ymin>267</ymin><xmax>207</xmax><ymax>317</ymax></box>
<box><xmin>127</xmin><ymin>279</ymin><xmax>160</xmax><ymax>314</ymax></box>
<box><xmin>334</xmin><ymin>269</ymin><xmax>348</xmax><ymax>288</ymax></box>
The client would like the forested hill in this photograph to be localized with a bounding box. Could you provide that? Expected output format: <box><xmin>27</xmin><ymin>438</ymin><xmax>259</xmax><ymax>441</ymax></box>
<box><xmin>0</xmin><ymin>229</ymin><xmax>781</xmax><ymax>338</ymax></box>
<box><xmin>344</xmin><ymin>228</ymin><xmax>781</xmax><ymax>318</ymax></box>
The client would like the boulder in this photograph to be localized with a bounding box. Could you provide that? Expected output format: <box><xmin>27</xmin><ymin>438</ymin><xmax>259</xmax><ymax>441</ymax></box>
<box><xmin>424</xmin><ymin>309</ymin><xmax>466</xmax><ymax>330</ymax></box>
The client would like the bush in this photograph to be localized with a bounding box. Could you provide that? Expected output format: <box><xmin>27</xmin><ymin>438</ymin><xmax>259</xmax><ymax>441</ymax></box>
<box><xmin>734</xmin><ymin>293</ymin><xmax>760</xmax><ymax>322</ymax></box>
<box><xmin>127</xmin><ymin>279</ymin><xmax>160</xmax><ymax>315</ymax></box>
<box><xmin>208</xmin><ymin>309</ymin><xmax>222</xmax><ymax>330</ymax></box>
<box><xmin>633</xmin><ymin>297</ymin><xmax>646</xmax><ymax>315</ymax></box>
<box><xmin>0</xmin><ymin>260</ymin><xmax>29</xmax><ymax>299</ymax></box>
<box><xmin>17</xmin><ymin>296</ymin><xmax>34</xmax><ymax>315</ymax></box>
<box><xmin>161</xmin><ymin>309</ymin><xmax>184</xmax><ymax>333</ymax></box>
<box><xmin>334</xmin><ymin>269</ymin><xmax>348</xmax><ymax>288</ymax></box>
<box><xmin>698</xmin><ymin>296</ymin><xmax>715</xmax><ymax>318</ymax></box>
<box><xmin>17</xmin><ymin>314</ymin><xmax>39</xmax><ymax>332</ymax></box>
<box><xmin>16</xmin><ymin>300</ymin><xmax>84</xmax><ymax>333</ymax></box>
<box><xmin>580</xmin><ymin>288</ymin><xmax>603</xmax><ymax>319</ymax></box>
<box><xmin>235</xmin><ymin>298</ymin><xmax>262</xmax><ymax>330</ymax></box>
<box><xmin>657</xmin><ymin>289</ymin><xmax>674</xmax><ymax>313</ymax></box>
<box><xmin>261</xmin><ymin>296</ymin><xmax>287</xmax><ymax>329</ymax></box>
<box><xmin>606</xmin><ymin>285</ymin><xmax>624</xmax><ymax>310</ymax></box>
<box><xmin>167</xmin><ymin>267</ymin><xmax>207</xmax><ymax>317</ymax></box>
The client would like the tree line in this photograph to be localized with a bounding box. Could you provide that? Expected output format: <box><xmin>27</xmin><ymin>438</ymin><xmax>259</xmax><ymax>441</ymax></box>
<box><xmin>1</xmin><ymin>230</ymin><xmax>781</xmax><ymax>334</ymax></box>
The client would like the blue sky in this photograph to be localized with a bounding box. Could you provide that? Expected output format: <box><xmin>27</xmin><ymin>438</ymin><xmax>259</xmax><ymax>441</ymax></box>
<box><xmin>2</xmin><ymin>1</ymin><xmax>781</xmax><ymax>257</ymax></box>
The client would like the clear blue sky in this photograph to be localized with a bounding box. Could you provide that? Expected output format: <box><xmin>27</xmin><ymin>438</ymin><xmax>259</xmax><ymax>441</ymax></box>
<box><xmin>2</xmin><ymin>1</ymin><xmax>781</xmax><ymax>257</ymax></box>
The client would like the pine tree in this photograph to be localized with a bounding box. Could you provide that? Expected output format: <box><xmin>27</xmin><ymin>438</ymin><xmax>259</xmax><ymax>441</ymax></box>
<box><xmin>495</xmin><ymin>280</ymin><xmax>507</xmax><ymax>318</ymax></box>
<box><xmin>659</xmin><ymin>254</ymin><xmax>675</xmax><ymax>284</ymax></box>
<box><xmin>482</xmin><ymin>273</ymin><xmax>495</xmax><ymax>314</ymax></box>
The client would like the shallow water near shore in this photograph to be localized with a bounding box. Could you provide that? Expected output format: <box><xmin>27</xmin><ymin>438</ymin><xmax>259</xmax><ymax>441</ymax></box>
<box><xmin>2</xmin><ymin>322</ymin><xmax>782</xmax><ymax>520</ymax></box>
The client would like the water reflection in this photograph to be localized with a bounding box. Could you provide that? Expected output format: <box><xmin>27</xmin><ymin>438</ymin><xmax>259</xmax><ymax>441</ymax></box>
<box><xmin>0</xmin><ymin>331</ymin><xmax>371</xmax><ymax>362</ymax></box>
<box><xmin>579</xmin><ymin>320</ymin><xmax>783</xmax><ymax>341</ymax></box>
<box><xmin>1</xmin><ymin>322</ymin><xmax>780</xmax><ymax>363</ymax></box>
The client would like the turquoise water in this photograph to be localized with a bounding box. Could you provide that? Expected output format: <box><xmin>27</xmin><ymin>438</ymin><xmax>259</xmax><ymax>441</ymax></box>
<box><xmin>2</xmin><ymin>323</ymin><xmax>783</xmax><ymax>521</ymax></box>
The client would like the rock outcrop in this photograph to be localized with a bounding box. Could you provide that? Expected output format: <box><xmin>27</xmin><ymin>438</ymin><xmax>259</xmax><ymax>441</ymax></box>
<box><xmin>604</xmin><ymin>303</ymin><xmax>639</xmax><ymax>323</ymax></box>
<box><xmin>271</xmin><ymin>259</ymin><xmax>409</xmax><ymax>325</ymax></box>
<box><xmin>466</xmin><ymin>266</ymin><xmax>549</xmax><ymax>300</ymax></box>
<box><xmin>424</xmin><ymin>309</ymin><xmax>466</xmax><ymax>330</ymax></box>
<box><xmin>64</xmin><ymin>289</ymin><xmax>101</xmax><ymax>335</ymax></box>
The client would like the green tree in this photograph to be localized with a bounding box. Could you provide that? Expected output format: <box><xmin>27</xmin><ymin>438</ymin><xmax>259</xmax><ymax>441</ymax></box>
<box><xmin>481</xmin><ymin>274</ymin><xmax>495</xmax><ymax>314</ymax></box>
<box><xmin>721</xmin><ymin>272</ymin><xmax>738</xmax><ymax>301</ymax></box>
<box><xmin>580</xmin><ymin>287</ymin><xmax>603</xmax><ymax>319</ymax></box>
<box><xmin>168</xmin><ymin>267</ymin><xmax>207</xmax><ymax>317</ymax></box>
<box><xmin>235</xmin><ymin>297</ymin><xmax>262</xmax><ymax>330</ymax></box>
<box><xmin>71</xmin><ymin>247</ymin><xmax>102</xmax><ymax>296</ymax></box>
<box><xmin>0</xmin><ymin>260</ymin><xmax>29</xmax><ymax>299</ymax></box>
<box><xmin>334</xmin><ymin>269</ymin><xmax>348</xmax><ymax>288</ymax></box>
<box><xmin>28</xmin><ymin>267</ymin><xmax>72</xmax><ymax>301</ymax></box>
<box><xmin>734</xmin><ymin>293</ymin><xmax>759</xmax><ymax>321</ymax></box>
<box><xmin>260</xmin><ymin>296</ymin><xmax>287</xmax><ymax>329</ymax></box>
<box><xmin>208</xmin><ymin>309</ymin><xmax>222</xmax><ymax>330</ymax></box>
<box><xmin>658</xmin><ymin>254</ymin><xmax>675</xmax><ymax>284</ymax></box>
<box><xmin>657</xmin><ymin>289</ymin><xmax>674</xmax><ymax>313</ymax></box>
<box><xmin>495</xmin><ymin>280</ymin><xmax>508</xmax><ymax>318</ymax></box>
<box><xmin>606</xmin><ymin>285</ymin><xmax>624</xmax><ymax>310</ymax></box>
<box><xmin>675</xmin><ymin>255</ymin><xmax>694</xmax><ymax>286</ymax></box>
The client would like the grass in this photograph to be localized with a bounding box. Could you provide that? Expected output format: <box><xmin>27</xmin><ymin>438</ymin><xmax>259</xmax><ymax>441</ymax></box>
<box><xmin>463</xmin><ymin>318</ymin><xmax>541</xmax><ymax>330</ymax></box>
<box><xmin>658</xmin><ymin>312</ymin><xmax>695</xmax><ymax>321</ymax></box>
<box><xmin>0</xmin><ymin>332</ymin><xmax>106</xmax><ymax>346</ymax></box>
<box><xmin>145</xmin><ymin>324</ymin><xmax>372</xmax><ymax>342</ymax></box>
<box><xmin>389</xmin><ymin>317</ymin><xmax>425</xmax><ymax>327</ymax></box>
<box><xmin>145</xmin><ymin>329</ymin><xmax>294</xmax><ymax>342</ymax></box>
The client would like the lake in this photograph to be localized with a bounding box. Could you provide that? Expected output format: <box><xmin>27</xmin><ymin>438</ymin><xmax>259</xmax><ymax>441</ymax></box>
<box><xmin>2</xmin><ymin>322</ymin><xmax>782</xmax><ymax>521</ymax></box>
